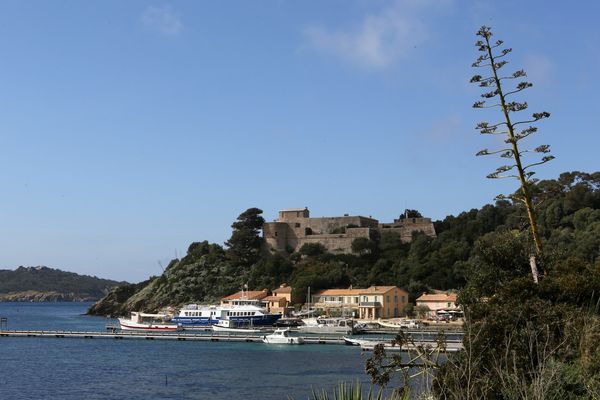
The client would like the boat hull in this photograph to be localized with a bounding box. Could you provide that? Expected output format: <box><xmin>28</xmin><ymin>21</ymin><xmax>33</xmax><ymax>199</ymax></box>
<box><xmin>118</xmin><ymin>318</ymin><xmax>179</xmax><ymax>332</ymax></box>
<box><xmin>172</xmin><ymin>314</ymin><xmax>281</xmax><ymax>327</ymax></box>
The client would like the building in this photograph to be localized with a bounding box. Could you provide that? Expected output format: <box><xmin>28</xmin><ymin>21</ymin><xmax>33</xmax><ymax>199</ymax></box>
<box><xmin>221</xmin><ymin>285</ymin><xmax>293</xmax><ymax>316</ymax></box>
<box><xmin>311</xmin><ymin>288</ymin><xmax>364</xmax><ymax>317</ymax></box>
<box><xmin>358</xmin><ymin>286</ymin><xmax>409</xmax><ymax>320</ymax></box>
<box><xmin>312</xmin><ymin>286</ymin><xmax>409</xmax><ymax>320</ymax></box>
<box><xmin>263</xmin><ymin>208</ymin><xmax>436</xmax><ymax>254</ymax></box>
<box><xmin>262</xmin><ymin>295</ymin><xmax>289</xmax><ymax>315</ymax></box>
<box><xmin>220</xmin><ymin>289</ymin><xmax>268</xmax><ymax>306</ymax></box>
<box><xmin>272</xmin><ymin>284</ymin><xmax>292</xmax><ymax>303</ymax></box>
<box><xmin>415</xmin><ymin>292</ymin><xmax>458</xmax><ymax>317</ymax></box>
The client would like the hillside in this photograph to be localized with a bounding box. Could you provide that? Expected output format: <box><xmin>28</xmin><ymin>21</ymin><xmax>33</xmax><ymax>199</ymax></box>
<box><xmin>89</xmin><ymin>171</ymin><xmax>600</xmax><ymax>316</ymax></box>
<box><xmin>0</xmin><ymin>266</ymin><xmax>127</xmax><ymax>302</ymax></box>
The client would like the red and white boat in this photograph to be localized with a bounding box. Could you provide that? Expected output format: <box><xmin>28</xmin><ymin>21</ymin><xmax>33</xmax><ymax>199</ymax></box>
<box><xmin>118</xmin><ymin>312</ymin><xmax>180</xmax><ymax>331</ymax></box>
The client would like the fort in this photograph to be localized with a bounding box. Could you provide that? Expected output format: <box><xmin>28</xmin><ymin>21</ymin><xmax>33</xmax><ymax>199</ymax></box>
<box><xmin>263</xmin><ymin>208</ymin><xmax>436</xmax><ymax>254</ymax></box>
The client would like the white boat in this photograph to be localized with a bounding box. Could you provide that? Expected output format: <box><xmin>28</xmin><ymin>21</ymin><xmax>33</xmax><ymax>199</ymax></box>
<box><xmin>343</xmin><ymin>337</ymin><xmax>379</xmax><ymax>346</ymax></box>
<box><xmin>211</xmin><ymin>319</ymin><xmax>267</xmax><ymax>333</ymax></box>
<box><xmin>118</xmin><ymin>312</ymin><xmax>179</xmax><ymax>332</ymax></box>
<box><xmin>262</xmin><ymin>328</ymin><xmax>304</xmax><ymax>345</ymax></box>
<box><xmin>377</xmin><ymin>319</ymin><xmax>422</xmax><ymax>330</ymax></box>
<box><xmin>172</xmin><ymin>299</ymin><xmax>281</xmax><ymax>327</ymax></box>
<box><xmin>298</xmin><ymin>317</ymin><xmax>355</xmax><ymax>335</ymax></box>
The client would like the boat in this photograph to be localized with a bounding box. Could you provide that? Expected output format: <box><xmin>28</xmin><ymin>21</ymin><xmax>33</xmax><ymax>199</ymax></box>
<box><xmin>211</xmin><ymin>319</ymin><xmax>269</xmax><ymax>333</ymax></box>
<box><xmin>343</xmin><ymin>337</ymin><xmax>377</xmax><ymax>346</ymax></box>
<box><xmin>298</xmin><ymin>317</ymin><xmax>356</xmax><ymax>335</ymax></box>
<box><xmin>118</xmin><ymin>312</ymin><xmax>180</xmax><ymax>331</ymax></box>
<box><xmin>262</xmin><ymin>328</ymin><xmax>304</xmax><ymax>345</ymax></box>
<box><xmin>172</xmin><ymin>298</ymin><xmax>282</xmax><ymax>327</ymax></box>
<box><xmin>377</xmin><ymin>319</ymin><xmax>422</xmax><ymax>330</ymax></box>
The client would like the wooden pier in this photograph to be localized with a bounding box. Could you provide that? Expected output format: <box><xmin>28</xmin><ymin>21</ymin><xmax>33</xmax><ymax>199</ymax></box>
<box><xmin>0</xmin><ymin>329</ymin><xmax>345</xmax><ymax>344</ymax></box>
<box><xmin>0</xmin><ymin>329</ymin><xmax>463</xmax><ymax>352</ymax></box>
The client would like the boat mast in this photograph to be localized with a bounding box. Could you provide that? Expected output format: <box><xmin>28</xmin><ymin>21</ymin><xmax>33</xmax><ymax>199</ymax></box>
<box><xmin>307</xmin><ymin>286</ymin><xmax>311</xmax><ymax>317</ymax></box>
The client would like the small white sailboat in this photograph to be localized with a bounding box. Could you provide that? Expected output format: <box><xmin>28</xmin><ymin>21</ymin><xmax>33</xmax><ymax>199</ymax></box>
<box><xmin>262</xmin><ymin>328</ymin><xmax>304</xmax><ymax>345</ymax></box>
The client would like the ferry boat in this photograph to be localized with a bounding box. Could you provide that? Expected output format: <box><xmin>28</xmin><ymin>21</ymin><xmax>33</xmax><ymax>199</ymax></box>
<box><xmin>172</xmin><ymin>298</ymin><xmax>281</xmax><ymax>327</ymax></box>
<box><xmin>118</xmin><ymin>312</ymin><xmax>180</xmax><ymax>331</ymax></box>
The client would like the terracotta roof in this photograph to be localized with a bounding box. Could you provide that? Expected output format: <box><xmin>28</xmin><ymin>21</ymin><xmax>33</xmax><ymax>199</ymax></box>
<box><xmin>273</xmin><ymin>286</ymin><xmax>292</xmax><ymax>294</ymax></box>
<box><xmin>359</xmin><ymin>286</ymin><xmax>401</xmax><ymax>294</ymax></box>
<box><xmin>263</xmin><ymin>295</ymin><xmax>287</xmax><ymax>302</ymax></box>
<box><xmin>314</xmin><ymin>288</ymin><xmax>363</xmax><ymax>296</ymax></box>
<box><xmin>416</xmin><ymin>293</ymin><xmax>457</xmax><ymax>302</ymax></box>
<box><xmin>222</xmin><ymin>290</ymin><xmax>267</xmax><ymax>301</ymax></box>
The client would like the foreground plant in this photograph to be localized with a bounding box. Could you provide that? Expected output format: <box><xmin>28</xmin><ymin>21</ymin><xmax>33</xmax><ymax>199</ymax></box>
<box><xmin>307</xmin><ymin>381</ymin><xmax>409</xmax><ymax>400</ymax></box>
<box><xmin>471</xmin><ymin>26</ymin><xmax>554</xmax><ymax>283</ymax></box>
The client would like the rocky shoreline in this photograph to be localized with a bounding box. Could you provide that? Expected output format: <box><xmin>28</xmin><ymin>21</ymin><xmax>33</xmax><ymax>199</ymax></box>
<box><xmin>0</xmin><ymin>290</ymin><xmax>101</xmax><ymax>302</ymax></box>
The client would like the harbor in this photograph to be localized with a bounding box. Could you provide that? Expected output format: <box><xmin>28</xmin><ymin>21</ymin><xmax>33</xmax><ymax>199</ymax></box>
<box><xmin>0</xmin><ymin>327</ymin><xmax>464</xmax><ymax>352</ymax></box>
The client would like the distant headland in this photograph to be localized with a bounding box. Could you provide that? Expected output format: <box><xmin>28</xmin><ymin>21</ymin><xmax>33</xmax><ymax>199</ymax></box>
<box><xmin>0</xmin><ymin>266</ymin><xmax>127</xmax><ymax>302</ymax></box>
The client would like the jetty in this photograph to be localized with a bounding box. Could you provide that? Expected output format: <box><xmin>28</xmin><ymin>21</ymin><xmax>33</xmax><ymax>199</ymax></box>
<box><xmin>0</xmin><ymin>329</ymin><xmax>463</xmax><ymax>351</ymax></box>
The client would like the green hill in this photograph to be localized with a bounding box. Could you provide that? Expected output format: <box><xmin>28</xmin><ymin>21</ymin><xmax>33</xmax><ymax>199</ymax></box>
<box><xmin>89</xmin><ymin>171</ymin><xmax>600</xmax><ymax>316</ymax></box>
<box><xmin>0</xmin><ymin>266</ymin><xmax>127</xmax><ymax>302</ymax></box>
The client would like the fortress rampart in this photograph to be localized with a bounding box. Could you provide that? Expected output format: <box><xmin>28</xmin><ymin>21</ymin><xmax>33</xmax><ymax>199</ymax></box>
<box><xmin>263</xmin><ymin>208</ymin><xmax>436</xmax><ymax>254</ymax></box>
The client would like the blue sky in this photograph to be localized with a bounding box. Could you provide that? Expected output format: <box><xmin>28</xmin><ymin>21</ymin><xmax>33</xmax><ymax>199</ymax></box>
<box><xmin>1</xmin><ymin>1</ymin><xmax>598</xmax><ymax>282</ymax></box>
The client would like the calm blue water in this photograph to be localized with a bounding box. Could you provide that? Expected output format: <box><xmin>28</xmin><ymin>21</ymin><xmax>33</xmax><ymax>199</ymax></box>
<box><xmin>0</xmin><ymin>302</ymin><xmax>376</xmax><ymax>400</ymax></box>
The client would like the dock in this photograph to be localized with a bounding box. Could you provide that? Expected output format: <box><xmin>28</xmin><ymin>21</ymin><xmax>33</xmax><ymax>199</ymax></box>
<box><xmin>0</xmin><ymin>329</ymin><xmax>344</xmax><ymax>344</ymax></box>
<box><xmin>0</xmin><ymin>329</ymin><xmax>463</xmax><ymax>352</ymax></box>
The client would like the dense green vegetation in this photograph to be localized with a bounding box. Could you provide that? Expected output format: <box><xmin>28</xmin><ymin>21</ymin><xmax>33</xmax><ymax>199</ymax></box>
<box><xmin>90</xmin><ymin>171</ymin><xmax>599</xmax><ymax>322</ymax></box>
<box><xmin>0</xmin><ymin>266</ymin><xmax>126</xmax><ymax>301</ymax></box>
<box><xmin>431</xmin><ymin>172</ymin><xmax>600</xmax><ymax>399</ymax></box>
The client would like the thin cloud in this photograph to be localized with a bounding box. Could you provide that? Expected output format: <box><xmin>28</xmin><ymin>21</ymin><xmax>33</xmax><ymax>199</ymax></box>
<box><xmin>303</xmin><ymin>0</ymin><xmax>448</xmax><ymax>69</ymax></box>
<box><xmin>524</xmin><ymin>54</ymin><xmax>554</xmax><ymax>85</ymax></box>
<box><xmin>421</xmin><ymin>115</ymin><xmax>462</xmax><ymax>144</ymax></box>
<box><xmin>141</xmin><ymin>5</ymin><xmax>183</xmax><ymax>36</ymax></box>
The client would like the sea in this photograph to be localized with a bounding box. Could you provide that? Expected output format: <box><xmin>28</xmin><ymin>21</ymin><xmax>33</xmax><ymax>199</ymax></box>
<box><xmin>0</xmin><ymin>302</ymin><xmax>381</xmax><ymax>400</ymax></box>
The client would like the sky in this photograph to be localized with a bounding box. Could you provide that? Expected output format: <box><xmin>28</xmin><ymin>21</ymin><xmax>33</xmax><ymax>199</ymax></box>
<box><xmin>1</xmin><ymin>1</ymin><xmax>599</xmax><ymax>282</ymax></box>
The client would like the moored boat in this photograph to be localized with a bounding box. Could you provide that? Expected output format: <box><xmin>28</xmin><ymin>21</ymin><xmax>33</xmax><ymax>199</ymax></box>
<box><xmin>118</xmin><ymin>312</ymin><xmax>180</xmax><ymax>331</ymax></box>
<box><xmin>343</xmin><ymin>337</ymin><xmax>378</xmax><ymax>346</ymax></box>
<box><xmin>172</xmin><ymin>299</ymin><xmax>281</xmax><ymax>327</ymax></box>
<box><xmin>377</xmin><ymin>319</ymin><xmax>422</xmax><ymax>330</ymax></box>
<box><xmin>211</xmin><ymin>319</ymin><xmax>269</xmax><ymax>333</ymax></box>
<box><xmin>262</xmin><ymin>328</ymin><xmax>304</xmax><ymax>345</ymax></box>
<box><xmin>298</xmin><ymin>317</ymin><xmax>355</xmax><ymax>335</ymax></box>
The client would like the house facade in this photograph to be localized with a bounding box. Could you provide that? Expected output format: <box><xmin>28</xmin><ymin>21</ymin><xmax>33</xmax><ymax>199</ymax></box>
<box><xmin>358</xmin><ymin>286</ymin><xmax>409</xmax><ymax>320</ymax></box>
<box><xmin>415</xmin><ymin>293</ymin><xmax>458</xmax><ymax>317</ymax></box>
<box><xmin>311</xmin><ymin>288</ymin><xmax>364</xmax><ymax>317</ymax></box>
<box><xmin>220</xmin><ymin>290</ymin><xmax>268</xmax><ymax>306</ymax></box>
<box><xmin>312</xmin><ymin>286</ymin><xmax>409</xmax><ymax>320</ymax></box>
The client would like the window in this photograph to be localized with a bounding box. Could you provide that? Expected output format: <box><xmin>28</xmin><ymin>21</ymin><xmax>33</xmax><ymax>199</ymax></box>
<box><xmin>354</xmin><ymin>297</ymin><xmax>359</xmax><ymax>303</ymax></box>
<box><xmin>402</xmin><ymin>296</ymin><xmax>406</xmax><ymax>303</ymax></box>
<box><xmin>363</xmin><ymin>296</ymin><xmax>367</xmax><ymax>302</ymax></box>
<box><xmin>386</xmin><ymin>295</ymin><xmax>390</xmax><ymax>303</ymax></box>
<box><xmin>295</xmin><ymin>223</ymin><xmax>301</xmax><ymax>228</ymax></box>
<box><xmin>394</xmin><ymin>295</ymin><xmax>398</xmax><ymax>303</ymax></box>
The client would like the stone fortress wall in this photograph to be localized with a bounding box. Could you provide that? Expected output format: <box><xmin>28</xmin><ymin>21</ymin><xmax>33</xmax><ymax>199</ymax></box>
<box><xmin>263</xmin><ymin>208</ymin><xmax>436</xmax><ymax>254</ymax></box>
